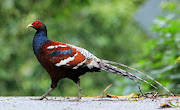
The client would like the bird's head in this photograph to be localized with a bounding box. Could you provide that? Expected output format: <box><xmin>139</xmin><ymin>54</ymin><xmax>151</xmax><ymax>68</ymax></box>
<box><xmin>27</xmin><ymin>20</ymin><xmax>46</xmax><ymax>31</ymax></box>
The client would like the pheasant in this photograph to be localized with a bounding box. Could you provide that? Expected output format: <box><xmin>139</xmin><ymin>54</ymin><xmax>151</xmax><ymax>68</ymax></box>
<box><xmin>27</xmin><ymin>20</ymin><xmax>173</xmax><ymax>100</ymax></box>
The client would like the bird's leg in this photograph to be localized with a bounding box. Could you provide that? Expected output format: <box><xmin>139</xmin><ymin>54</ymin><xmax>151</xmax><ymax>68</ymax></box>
<box><xmin>30</xmin><ymin>88</ymin><xmax>55</xmax><ymax>100</ymax></box>
<box><xmin>31</xmin><ymin>87</ymin><xmax>55</xmax><ymax>100</ymax></box>
<box><xmin>76</xmin><ymin>79</ymin><xmax>83</xmax><ymax>101</ymax></box>
<box><xmin>39</xmin><ymin>87</ymin><xmax>55</xmax><ymax>100</ymax></box>
<box><xmin>30</xmin><ymin>82</ymin><xmax>57</xmax><ymax>100</ymax></box>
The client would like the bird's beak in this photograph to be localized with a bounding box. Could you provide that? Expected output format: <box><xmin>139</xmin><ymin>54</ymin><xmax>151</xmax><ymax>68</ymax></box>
<box><xmin>27</xmin><ymin>24</ymin><xmax>33</xmax><ymax>28</ymax></box>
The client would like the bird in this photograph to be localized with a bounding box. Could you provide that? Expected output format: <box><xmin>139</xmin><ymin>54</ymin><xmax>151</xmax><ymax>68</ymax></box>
<box><xmin>27</xmin><ymin>20</ymin><xmax>173</xmax><ymax>100</ymax></box>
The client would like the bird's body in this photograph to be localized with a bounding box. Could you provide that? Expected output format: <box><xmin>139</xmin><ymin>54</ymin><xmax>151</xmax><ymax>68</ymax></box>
<box><xmin>33</xmin><ymin>29</ymin><xmax>100</xmax><ymax>87</ymax></box>
<box><xmin>27</xmin><ymin>21</ymin><xmax>173</xmax><ymax>100</ymax></box>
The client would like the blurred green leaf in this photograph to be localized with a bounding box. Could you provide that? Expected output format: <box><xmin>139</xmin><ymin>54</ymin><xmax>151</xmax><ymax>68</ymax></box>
<box><xmin>175</xmin><ymin>56</ymin><xmax>180</xmax><ymax>64</ymax></box>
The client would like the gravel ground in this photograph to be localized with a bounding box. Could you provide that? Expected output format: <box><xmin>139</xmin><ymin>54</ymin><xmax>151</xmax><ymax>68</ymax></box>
<box><xmin>0</xmin><ymin>97</ymin><xmax>179</xmax><ymax>110</ymax></box>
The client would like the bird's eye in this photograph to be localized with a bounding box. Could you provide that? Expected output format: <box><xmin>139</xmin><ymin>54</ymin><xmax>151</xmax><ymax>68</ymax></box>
<box><xmin>36</xmin><ymin>22</ymin><xmax>39</xmax><ymax>25</ymax></box>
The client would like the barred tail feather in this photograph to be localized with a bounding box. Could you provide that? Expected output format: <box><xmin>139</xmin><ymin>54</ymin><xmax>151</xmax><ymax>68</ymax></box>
<box><xmin>99</xmin><ymin>62</ymin><xmax>158</xmax><ymax>89</ymax></box>
<box><xmin>101</xmin><ymin>59</ymin><xmax>174</xmax><ymax>96</ymax></box>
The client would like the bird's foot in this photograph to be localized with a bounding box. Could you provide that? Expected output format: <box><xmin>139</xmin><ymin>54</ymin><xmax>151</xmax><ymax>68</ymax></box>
<box><xmin>75</xmin><ymin>96</ymin><xmax>81</xmax><ymax>101</ymax></box>
<box><xmin>75</xmin><ymin>93</ymin><xmax>83</xmax><ymax>101</ymax></box>
<box><xmin>30</xmin><ymin>97</ymin><xmax>48</xmax><ymax>100</ymax></box>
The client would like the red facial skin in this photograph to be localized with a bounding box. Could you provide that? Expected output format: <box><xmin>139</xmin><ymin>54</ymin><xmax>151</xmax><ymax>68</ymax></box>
<box><xmin>32</xmin><ymin>21</ymin><xmax>42</xmax><ymax>28</ymax></box>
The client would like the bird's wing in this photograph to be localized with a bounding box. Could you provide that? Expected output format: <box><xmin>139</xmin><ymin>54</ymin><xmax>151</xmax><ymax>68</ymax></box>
<box><xmin>42</xmin><ymin>41</ymin><xmax>100</xmax><ymax>69</ymax></box>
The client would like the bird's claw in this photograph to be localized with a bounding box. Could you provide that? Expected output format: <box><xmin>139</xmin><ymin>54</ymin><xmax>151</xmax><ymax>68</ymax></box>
<box><xmin>75</xmin><ymin>97</ymin><xmax>81</xmax><ymax>101</ymax></box>
<box><xmin>30</xmin><ymin>97</ymin><xmax>48</xmax><ymax>100</ymax></box>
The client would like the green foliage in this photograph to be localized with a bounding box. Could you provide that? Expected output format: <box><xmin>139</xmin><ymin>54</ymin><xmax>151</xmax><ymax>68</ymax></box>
<box><xmin>137</xmin><ymin>1</ymin><xmax>180</xmax><ymax>93</ymax></box>
<box><xmin>175</xmin><ymin>56</ymin><xmax>180</xmax><ymax>64</ymax></box>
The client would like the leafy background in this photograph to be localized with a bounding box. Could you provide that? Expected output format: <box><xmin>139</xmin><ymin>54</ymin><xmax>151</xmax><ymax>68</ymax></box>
<box><xmin>0</xmin><ymin>0</ymin><xmax>179</xmax><ymax>96</ymax></box>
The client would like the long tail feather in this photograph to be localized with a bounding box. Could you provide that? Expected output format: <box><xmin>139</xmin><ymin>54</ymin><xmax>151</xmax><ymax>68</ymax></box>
<box><xmin>99</xmin><ymin>62</ymin><xmax>158</xmax><ymax>89</ymax></box>
<box><xmin>101</xmin><ymin>59</ymin><xmax>174</xmax><ymax>96</ymax></box>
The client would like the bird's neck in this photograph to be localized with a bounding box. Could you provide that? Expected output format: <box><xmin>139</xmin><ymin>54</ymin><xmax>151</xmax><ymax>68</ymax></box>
<box><xmin>33</xmin><ymin>30</ymin><xmax>49</xmax><ymax>57</ymax></box>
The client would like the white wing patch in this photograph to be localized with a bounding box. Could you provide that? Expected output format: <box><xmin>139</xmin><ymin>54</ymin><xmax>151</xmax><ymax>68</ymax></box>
<box><xmin>47</xmin><ymin>45</ymin><xmax>67</xmax><ymax>49</ymax></box>
<box><xmin>47</xmin><ymin>46</ymin><xmax>55</xmax><ymax>49</ymax></box>
<box><xmin>55</xmin><ymin>53</ymin><xmax>78</xmax><ymax>67</ymax></box>
<box><xmin>72</xmin><ymin>59</ymin><xmax>87</xmax><ymax>69</ymax></box>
